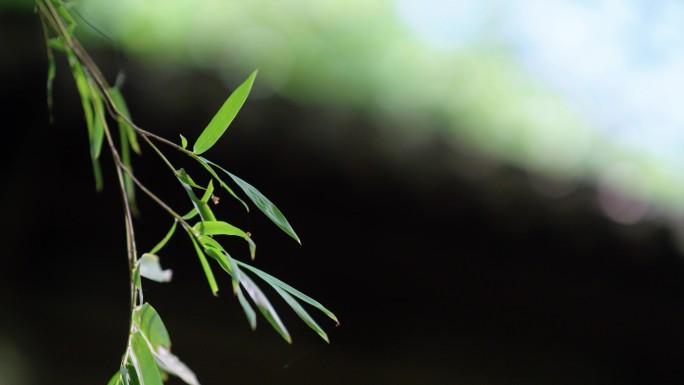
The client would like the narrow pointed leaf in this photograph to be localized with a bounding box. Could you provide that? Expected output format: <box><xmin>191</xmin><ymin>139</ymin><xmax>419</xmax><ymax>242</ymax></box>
<box><xmin>177</xmin><ymin>169</ymin><xmax>216</xmax><ymax>222</ymax></box>
<box><xmin>154</xmin><ymin>347</ymin><xmax>200</xmax><ymax>385</ymax></box>
<box><xmin>203</xmin><ymin>243</ymin><xmax>240</xmax><ymax>293</ymax></box>
<box><xmin>89</xmin><ymin>79</ymin><xmax>105</xmax><ymax>160</ymax></box>
<box><xmin>206</xmin><ymin>160</ymin><xmax>300</xmax><ymax>244</ymax></box>
<box><xmin>193</xmin><ymin>156</ymin><xmax>248</xmax><ymax>210</ymax></box>
<box><xmin>204</xmin><ymin>247</ymin><xmax>256</xmax><ymax>328</ymax></box>
<box><xmin>110</xmin><ymin>86</ymin><xmax>141</xmax><ymax>154</ymax></box>
<box><xmin>237</xmin><ymin>286</ymin><xmax>257</xmax><ymax>330</ymax></box>
<box><xmin>193</xmin><ymin>70</ymin><xmax>257</xmax><ymax>155</ymax></box>
<box><xmin>198</xmin><ymin>235</ymin><xmax>225</xmax><ymax>253</ymax></box>
<box><xmin>138</xmin><ymin>254</ymin><xmax>173</xmax><ymax>283</ymax></box>
<box><xmin>240</xmin><ymin>272</ymin><xmax>291</xmax><ymax>343</ymax></box>
<box><xmin>118</xmin><ymin>118</ymin><xmax>138</xmax><ymax>215</ymax></box>
<box><xmin>272</xmin><ymin>285</ymin><xmax>329</xmax><ymax>343</ymax></box>
<box><xmin>180</xmin><ymin>134</ymin><xmax>188</xmax><ymax>149</ymax></box>
<box><xmin>237</xmin><ymin>261</ymin><xmax>338</xmax><ymax>324</ymax></box>
<box><xmin>149</xmin><ymin>221</ymin><xmax>177</xmax><ymax>255</ymax></box>
<box><xmin>194</xmin><ymin>221</ymin><xmax>255</xmax><ymax>259</ymax></box>
<box><xmin>130</xmin><ymin>331</ymin><xmax>163</xmax><ymax>385</ymax></box>
<box><xmin>68</xmin><ymin>53</ymin><xmax>102</xmax><ymax>190</ymax></box>
<box><xmin>186</xmin><ymin>229</ymin><xmax>219</xmax><ymax>295</ymax></box>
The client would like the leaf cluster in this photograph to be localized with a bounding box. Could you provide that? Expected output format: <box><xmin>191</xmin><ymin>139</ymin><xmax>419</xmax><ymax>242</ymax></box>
<box><xmin>36</xmin><ymin>1</ymin><xmax>337</xmax><ymax>384</ymax></box>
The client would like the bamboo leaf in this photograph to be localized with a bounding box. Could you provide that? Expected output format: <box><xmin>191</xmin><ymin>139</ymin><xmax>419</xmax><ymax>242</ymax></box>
<box><xmin>203</xmin><ymin>247</ymin><xmax>256</xmax><ymax>328</ymax></box>
<box><xmin>236</xmin><ymin>286</ymin><xmax>257</xmax><ymax>330</ymax></box>
<box><xmin>149</xmin><ymin>221</ymin><xmax>177</xmax><ymax>255</ymax></box>
<box><xmin>272</xmin><ymin>285</ymin><xmax>329</xmax><ymax>343</ymax></box>
<box><xmin>154</xmin><ymin>347</ymin><xmax>200</xmax><ymax>385</ymax></box>
<box><xmin>177</xmin><ymin>169</ymin><xmax>216</xmax><ymax>222</ymax></box>
<box><xmin>110</xmin><ymin>87</ymin><xmax>141</xmax><ymax>154</ymax></box>
<box><xmin>202</xmin><ymin>242</ymin><xmax>239</xmax><ymax>293</ymax></box>
<box><xmin>180</xmin><ymin>134</ymin><xmax>188</xmax><ymax>149</ymax></box>
<box><xmin>239</xmin><ymin>272</ymin><xmax>291</xmax><ymax>343</ymax></box>
<box><xmin>193</xmin><ymin>156</ymin><xmax>248</xmax><ymax>211</ymax></box>
<box><xmin>194</xmin><ymin>221</ymin><xmax>256</xmax><ymax>259</ymax></box>
<box><xmin>134</xmin><ymin>303</ymin><xmax>171</xmax><ymax>351</ymax></box>
<box><xmin>130</xmin><ymin>331</ymin><xmax>163</xmax><ymax>385</ymax></box>
<box><xmin>120</xmin><ymin>130</ymin><xmax>137</xmax><ymax>213</ymax></box>
<box><xmin>207</xmin><ymin>161</ymin><xmax>301</xmax><ymax>244</ymax></box>
<box><xmin>193</xmin><ymin>70</ymin><xmax>257</xmax><ymax>155</ymax></box>
<box><xmin>138</xmin><ymin>254</ymin><xmax>173</xmax><ymax>283</ymax></box>
<box><xmin>186</xmin><ymin>228</ymin><xmax>219</xmax><ymax>295</ymax></box>
<box><xmin>237</xmin><ymin>261</ymin><xmax>339</xmax><ymax>325</ymax></box>
<box><xmin>88</xmin><ymin>78</ymin><xmax>105</xmax><ymax>160</ymax></box>
<box><xmin>68</xmin><ymin>52</ymin><xmax>103</xmax><ymax>190</ymax></box>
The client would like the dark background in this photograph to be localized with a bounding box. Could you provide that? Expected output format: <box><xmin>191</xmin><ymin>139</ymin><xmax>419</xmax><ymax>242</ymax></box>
<box><xmin>3</xmin><ymin>12</ymin><xmax>684</xmax><ymax>385</ymax></box>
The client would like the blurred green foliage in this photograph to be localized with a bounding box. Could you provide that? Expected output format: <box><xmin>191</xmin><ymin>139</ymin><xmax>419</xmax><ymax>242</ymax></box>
<box><xmin>8</xmin><ymin>0</ymin><xmax>684</xmax><ymax>228</ymax></box>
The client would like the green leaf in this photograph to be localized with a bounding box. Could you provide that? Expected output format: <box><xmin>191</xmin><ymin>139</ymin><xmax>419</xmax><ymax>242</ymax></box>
<box><xmin>203</xmin><ymin>247</ymin><xmax>256</xmax><ymax>328</ymax></box>
<box><xmin>110</xmin><ymin>86</ymin><xmax>141</xmax><ymax>154</ymax></box>
<box><xmin>207</xmin><ymin>160</ymin><xmax>300</xmax><ymax>244</ymax></box>
<box><xmin>202</xmin><ymin>242</ymin><xmax>240</xmax><ymax>294</ymax></box>
<box><xmin>177</xmin><ymin>169</ymin><xmax>216</xmax><ymax>222</ymax></box>
<box><xmin>237</xmin><ymin>261</ymin><xmax>339</xmax><ymax>325</ymax></box>
<box><xmin>202</xmin><ymin>244</ymin><xmax>241</xmax><ymax>295</ymax></box>
<box><xmin>117</xmin><ymin>113</ymin><xmax>138</xmax><ymax>215</ymax></box>
<box><xmin>193</xmin><ymin>70</ymin><xmax>257</xmax><ymax>155</ymax></box>
<box><xmin>194</xmin><ymin>220</ymin><xmax>256</xmax><ymax>259</ymax></box>
<box><xmin>68</xmin><ymin>52</ymin><xmax>103</xmax><ymax>191</ymax></box>
<box><xmin>272</xmin><ymin>284</ymin><xmax>329</xmax><ymax>343</ymax></box>
<box><xmin>149</xmin><ymin>221</ymin><xmax>178</xmax><ymax>255</ymax></box>
<box><xmin>56</xmin><ymin>2</ymin><xmax>77</xmax><ymax>34</ymax></box>
<box><xmin>182</xmin><ymin>209</ymin><xmax>198</xmax><ymax>221</ymax></box>
<box><xmin>134</xmin><ymin>303</ymin><xmax>171</xmax><ymax>351</ymax></box>
<box><xmin>47</xmin><ymin>37</ymin><xmax>65</xmax><ymax>51</ymax></box>
<box><xmin>239</xmin><ymin>272</ymin><xmax>291</xmax><ymax>343</ymax></box>
<box><xmin>92</xmin><ymin>150</ymin><xmax>104</xmax><ymax>191</ymax></box>
<box><xmin>107</xmin><ymin>371</ymin><xmax>125</xmax><ymax>385</ymax></box>
<box><xmin>88</xmin><ymin>79</ymin><xmax>105</xmax><ymax>160</ymax></box>
<box><xmin>236</xmin><ymin>285</ymin><xmax>257</xmax><ymax>330</ymax></box>
<box><xmin>186</xmin><ymin>228</ymin><xmax>219</xmax><ymax>295</ymax></box>
<box><xmin>192</xmin><ymin>156</ymin><xmax>248</xmax><ymax>211</ymax></box>
<box><xmin>180</xmin><ymin>134</ymin><xmax>188</xmax><ymax>149</ymax></box>
<box><xmin>138</xmin><ymin>254</ymin><xmax>173</xmax><ymax>283</ymax></box>
<box><xmin>154</xmin><ymin>347</ymin><xmax>200</xmax><ymax>385</ymax></box>
<box><xmin>130</xmin><ymin>331</ymin><xmax>163</xmax><ymax>385</ymax></box>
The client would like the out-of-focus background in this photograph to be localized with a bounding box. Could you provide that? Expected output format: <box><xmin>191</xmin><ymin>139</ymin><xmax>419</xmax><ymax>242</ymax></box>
<box><xmin>3</xmin><ymin>1</ymin><xmax>684</xmax><ymax>384</ymax></box>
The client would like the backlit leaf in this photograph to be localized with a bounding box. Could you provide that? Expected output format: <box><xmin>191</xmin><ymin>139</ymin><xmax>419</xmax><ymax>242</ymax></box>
<box><xmin>110</xmin><ymin>86</ymin><xmax>141</xmax><ymax>154</ymax></box>
<box><xmin>177</xmin><ymin>169</ymin><xmax>216</xmax><ymax>222</ymax></box>
<box><xmin>154</xmin><ymin>347</ymin><xmax>200</xmax><ymax>385</ymax></box>
<box><xmin>149</xmin><ymin>221</ymin><xmax>177</xmax><ymax>255</ymax></box>
<box><xmin>193</xmin><ymin>70</ymin><xmax>257</xmax><ymax>155</ymax></box>
<box><xmin>204</xmin><ymin>247</ymin><xmax>256</xmax><ymax>327</ymax></box>
<box><xmin>138</xmin><ymin>254</ymin><xmax>173</xmax><ymax>283</ymax></box>
<box><xmin>192</xmin><ymin>156</ymin><xmax>248</xmax><ymax>211</ymax></box>
<box><xmin>206</xmin><ymin>160</ymin><xmax>300</xmax><ymax>244</ymax></box>
<box><xmin>194</xmin><ymin>221</ymin><xmax>255</xmax><ymax>259</ymax></box>
<box><xmin>134</xmin><ymin>303</ymin><xmax>171</xmax><ymax>351</ymax></box>
<box><xmin>187</xmin><ymin>228</ymin><xmax>219</xmax><ymax>295</ymax></box>
<box><xmin>239</xmin><ymin>272</ymin><xmax>291</xmax><ymax>343</ymax></box>
<box><xmin>272</xmin><ymin>284</ymin><xmax>329</xmax><ymax>343</ymax></box>
<box><xmin>238</xmin><ymin>261</ymin><xmax>338</xmax><ymax>325</ymax></box>
<box><xmin>130</xmin><ymin>331</ymin><xmax>163</xmax><ymax>385</ymax></box>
